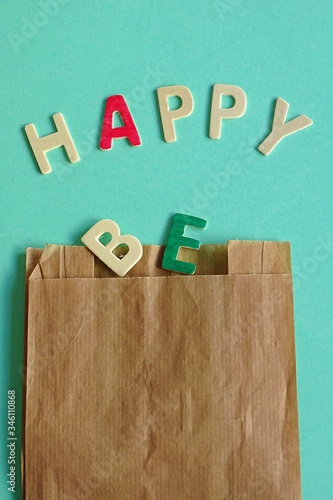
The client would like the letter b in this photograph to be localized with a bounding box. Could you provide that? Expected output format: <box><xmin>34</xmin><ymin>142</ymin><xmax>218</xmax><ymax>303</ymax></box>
<box><xmin>81</xmin><ymin>219</ymin><xmax>143</xmax><ymax>277</ymax></box>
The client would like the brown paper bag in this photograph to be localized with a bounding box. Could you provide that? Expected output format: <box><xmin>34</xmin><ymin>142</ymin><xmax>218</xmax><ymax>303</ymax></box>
<box><xmin>23</xmin><ymin>241</ymin><xmax>301</xmax><ymax>499</ymax></box>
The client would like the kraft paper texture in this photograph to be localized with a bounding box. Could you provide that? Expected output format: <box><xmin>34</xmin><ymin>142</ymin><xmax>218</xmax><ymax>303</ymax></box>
<box><xmin>23</xmin><ymin>241</ymin><xmax>301</xmax><ymax>499</ymax></box>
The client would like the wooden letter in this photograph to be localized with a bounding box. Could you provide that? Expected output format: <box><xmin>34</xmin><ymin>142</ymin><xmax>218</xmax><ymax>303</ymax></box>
<box><xmin>162</xmin><ymin>213</ymin><xmax>207</xmax><ymax>274</ymax></box>
<box><xmin>24</xmin><ymin>113</ymin><xmax>79</xmax><ymax>175</ymax></box>
<box><xmin>81</xmin><ymin>219</ymin><xmax>143</xmax><ymax>277</ymax></box>
<box><xmin>258</xmin><ymin>97</ymin><xmax>313</xmax><ymax>155</ymax></box>
<box><xmin>157</xmin><ymin>86</ymin><xmax>194</xmax><ymax>143</ymax></box>
<box><xmin>99</xmin><ymin>95</ymin><xmax>141</xmax><ymax>150</ymax></box>
<box><xmin>209</xmin><ymin>84</ymin><xmax>247</xmax><ymax>139</ymax></box>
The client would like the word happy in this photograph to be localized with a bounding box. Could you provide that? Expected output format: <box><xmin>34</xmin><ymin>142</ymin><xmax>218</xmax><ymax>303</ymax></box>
<box><xmin>24</xmin><ymin>84</ymin><xmax>313</xmax><ymax>174</ymax></box>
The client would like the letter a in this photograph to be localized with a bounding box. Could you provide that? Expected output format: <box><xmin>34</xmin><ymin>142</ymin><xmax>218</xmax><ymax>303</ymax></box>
<box><xmin>99</xmin><ymin>95</ymin><xmax>141</xmax><ymax>150</ymax></box>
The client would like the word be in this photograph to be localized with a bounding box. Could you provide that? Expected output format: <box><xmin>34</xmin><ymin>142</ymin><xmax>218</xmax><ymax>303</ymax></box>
<box><xmin>81</xmin><ymin>213</ymin><xmax>206</xmax><ymax>276</ymax></box>
<box><xmin>24</xmin><ymin>85</ymin><xmax>313</xmax><ymax>174</ymax></box>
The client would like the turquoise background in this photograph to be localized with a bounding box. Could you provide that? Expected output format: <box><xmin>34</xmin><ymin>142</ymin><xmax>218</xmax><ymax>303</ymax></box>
<box><xmin>1</xmin><ymin>0</ymin><xmax>332</xmax><ymax>498</ymax></box>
